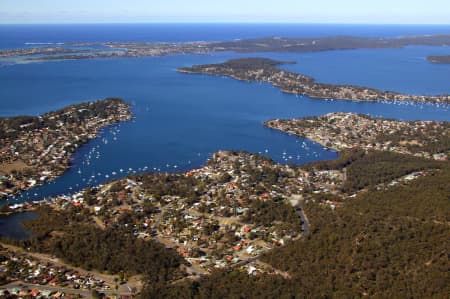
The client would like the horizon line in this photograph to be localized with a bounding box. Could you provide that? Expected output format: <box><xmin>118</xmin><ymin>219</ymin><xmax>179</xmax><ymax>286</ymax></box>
<box><xmin>1</xmin><ymin>21</ymin><xmax>450</xmax><ymax>26</ymax></box>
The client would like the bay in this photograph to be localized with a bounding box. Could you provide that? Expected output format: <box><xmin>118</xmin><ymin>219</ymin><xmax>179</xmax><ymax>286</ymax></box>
<box><xmin>0</xmin><ymin>25</ymin><xmax>448</xmax><ymax>203</ymax></box>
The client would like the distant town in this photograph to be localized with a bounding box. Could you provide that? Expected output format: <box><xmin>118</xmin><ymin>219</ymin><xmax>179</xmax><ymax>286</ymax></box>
<box><xmin>1</xmin><ymin>34</ymin><xmax>450</xmax><ymax>62</ymax></box>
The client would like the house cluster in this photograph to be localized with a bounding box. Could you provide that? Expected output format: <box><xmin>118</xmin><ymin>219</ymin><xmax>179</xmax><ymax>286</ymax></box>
<box><xmin>0</xmin><ymin>247</ymin><xmax>112</xmax><ymax>297</ymax></box>
<box><xmin>104</xmin><ymin>41</ymin><xmax>213</xmax><ymax>57</ymax></box>
<box><xmin>386</xmin><ymin>171</ymin><xmax>428</xmax><ymax>188</ymax></box>
<box><xmin>3</xmin><ymin>146</ymin><xmax>431</xmax><ymax>292</ymax></box>
<box><xmin>298</xmin><ymin>169</ymin><xmax>344</xmax><ymax>195</ymax></box>
<box><xmin>181</xmin><ymin>60</ymin><xmax>450</xmax><ymax>104</ymax></box>
<box><xmin>238</xmin><ymin>260</ymin><xmax>290</xmax><ymax>278</ymax></box>
<box><xmin>0</xmin><ymin>287</ymin><xmax>81</xmax><ymax>299</ymax></box>
<box><xmin>266</xmin><ymin>112</ymin><xmax>449</xmax><ymax>160</ymax></box>
<box><xmin>0</xmin><ymin>41</ymin><xmax>215</xmax><ymax>61</ymax></box>
<box><xmin>27</xmin><ymin>151</ymin><xmax>331</xmax><ymax>276</ymax></box>
<box><xmin>11</xmin><ymin>147</ymin><xmax>432</xmax><ymax>287</ymax></box>
<box><xmin>0</xmin><ymin>99</ymin><xmax>131</xmax><ymax>200</ymax></box>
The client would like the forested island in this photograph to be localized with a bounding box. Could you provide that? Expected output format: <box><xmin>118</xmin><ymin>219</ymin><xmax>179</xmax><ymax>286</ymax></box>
<box><xmin>179</xmin><ymin>58</ymin><xmax>450</xmax><ymax>104</ymax></box>
<box><xmin>2</xmin><ymin>34</ymin><xmax>450</xmax><ymax>61</ymax></box>
<box><xmin>0</xmin><ymin>98</ymin><xmax>132</xmax><ymax>200</ymax></box>
<box><xmin>427</xmin><ymin>55</ymin><xmax>450</xmax><ymax>63</ymax></box>
<box><xmin>1</xmin><ymin>125</ymin><xmax>449</xmax><ymax>298</ymax></box>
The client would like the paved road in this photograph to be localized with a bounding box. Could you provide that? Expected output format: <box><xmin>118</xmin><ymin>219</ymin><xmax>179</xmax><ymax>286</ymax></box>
<box><xmin>288</xmin><ymin>195</ymin><xmax>310</xmax><ymax>234</ymax></box>
<box><xmin>296</xmin><ymin>204</ymin><xmax>310</xmax><ymax>234</ymax></box>
<box><xmin>0</xmin><ymin>242</ymin><xmax>140</xmax><ymax>295</ymax></box>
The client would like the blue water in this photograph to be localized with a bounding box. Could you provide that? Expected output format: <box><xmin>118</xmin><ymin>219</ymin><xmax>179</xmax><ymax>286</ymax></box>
<box><xmin>1</xmin><ymin>23</ymin><xmax>450</xmax><ymax>49</ymax></box>
<box><xmin>278</xmin><ymin>46</ymin><xmax>450</xmax><ymax>96</ymax></box>
<box><xmin>0</xmin><ymin>24</ymin><xmax>449</xmax><ymax>204</ymax></box>
<box><xmin>0</xmin><ymin>212</ymin><xmax>37</xmax><ymax>240</ymax></box>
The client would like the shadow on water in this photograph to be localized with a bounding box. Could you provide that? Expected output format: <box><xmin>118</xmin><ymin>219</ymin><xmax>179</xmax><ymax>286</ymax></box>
<box><xmin>0</xmin><ymin>211</ymin><xmax>37</xmax><ymax>241</ymax></box>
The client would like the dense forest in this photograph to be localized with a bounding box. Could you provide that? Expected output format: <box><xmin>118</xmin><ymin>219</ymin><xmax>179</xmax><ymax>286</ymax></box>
<box><xmin>342</xmin><ymin>151</ymin><xmax>444</xmax><ymax>192</ymax></box>
<box><xmin>243</xmin><ymin>199</ymin><xmax>301</xmax><ymax>230</ymax></box>
<box><xmin>142</xmin><ymin>166</ymin><xmax>450</xmax><ymax>298</ymax></box>
<box><xmin>302</xmin><ymin>148</ymin><xmax>366</xmax><ymax>171</ymax></box>
<box><xmin>52</xmin><ymin>226</ymin><xmax>184</xmax><ymax>284</ymax></box>
<box><xmin>374</xmin><ymin>121</ymin><xmax>450</xmax><ymax>156</ymax></box>
<box><xmin>303</xmin><ymin>149</ymin><xmax>445</xmax><ymax>193</ymax></box>
<box><xmin>213</xmin><ymin>58</ymin><xmax>295</xmax><ymax>69</ymax></box>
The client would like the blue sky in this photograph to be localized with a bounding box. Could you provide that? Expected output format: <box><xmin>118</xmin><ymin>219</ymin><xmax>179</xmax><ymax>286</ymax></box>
<box><xmin>1</xmin><ymin>0</ymin><xmax>449</xmax><ymax>24</ymax></box>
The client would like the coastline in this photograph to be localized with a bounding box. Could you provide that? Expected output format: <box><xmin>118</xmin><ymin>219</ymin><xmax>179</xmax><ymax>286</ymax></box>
<box><xmin>264</xmin><ymin>124</ymin><xmax>338</xmax><ymax>151</ymax></box>
<box><xmin>2</xmin><ymin>33</ymin><xmax>450</xmax><ymax>62</ymax></box>
<box><xmin>178</xmin><ymin>58</ymin><xmax>450</xmax><ymax>104</ymax></box>
<box><xmin>264</xmin><ymin>112</ymin><xmax>450</xmax><ymax>161</ymax></box>
<box><xmin>0</xmin><ymin>25</ymin><xmax>449</xmax><ymax>298</ymax></box>
<box><xmin>0</xmin><ymin>98</ymin><xmax>132</xmax><ymax>201</ymax></box>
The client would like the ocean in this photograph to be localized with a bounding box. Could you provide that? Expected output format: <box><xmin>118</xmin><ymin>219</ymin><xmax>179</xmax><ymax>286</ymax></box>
<box><xmin>2</xmin><ymin>23</ymin><xmax>450</xmax><ymax>49</ymax></box>
<box><xmin>0</xmin><ymin>24</ymin><xmax>449</xmax><ymax>204</ymax></box>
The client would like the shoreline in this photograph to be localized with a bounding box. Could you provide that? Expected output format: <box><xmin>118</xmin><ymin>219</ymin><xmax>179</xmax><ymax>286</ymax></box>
<box><xmin>2</xmin><ymin>34</ymin><xmax>450</xmax><ymax>62</ymax></box>
<box><xmin>264</xmin><ymin>125</ymin><xmax>339</xmax><ymax>152</ymax></box>
<box><xmin>0</xmin><ymin>98</ymin><xmax>132</xmax><ymax>201</ymax></box>
<box><xmin>264</xmin><ymin>112</ymin><xmax>449</xmax><ymax>161</ymax></box>
<box><xmin>178</xmin><ymin>58</ymin><xmax>450</xmax><ymax>104</ymax></box>
<box><xmin>0</xmin><ymin>206</ymin><xmax>37</xmax><ymax>217</ymax></box>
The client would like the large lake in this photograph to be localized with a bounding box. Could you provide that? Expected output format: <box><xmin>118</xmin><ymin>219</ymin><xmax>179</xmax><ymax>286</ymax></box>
<box><xmin>0</xmin><ymin>24</ymin><xmax>449</xmax><ymax>203</ymax></box>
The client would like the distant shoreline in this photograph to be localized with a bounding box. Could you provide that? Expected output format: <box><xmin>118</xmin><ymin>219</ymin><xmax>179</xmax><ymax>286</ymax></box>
<box><xmin>2</xmin><ymin>33</ymin><xmax>450</xmax><ymax>61</ymax></box>
<box><xmin>427</xmin><ymin>55</ymin><xmax>450</xmax><ymax>63</ymax></box>
<box><xmin>1</xmin><ymin>23</ymin><xmax>450</xmax><ymax>26</ymax></box>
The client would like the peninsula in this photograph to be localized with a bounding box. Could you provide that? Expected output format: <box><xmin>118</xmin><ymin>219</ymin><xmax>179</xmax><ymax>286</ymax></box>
<box><xmin>2</xmin><ymin>34</ymin><xmax>450</xmax><ymax>61</ymax></box>
<box><xmin>0</xmin><ymin>98</ymin><xmax>132</xmax><ymax>200</ymax></box>
<box><xmin>265</xmin><ymin>112</ymin><xmax>450</xmax><ymax>160</ymax></box>
<box><xmin>427</xmin><ymin>55</ymin><xmax>450</xmax><ymax>63</ymax></box>
<box><xmin>178</xmin><ymin>58</ymin><xmax>450</xmax><ymax>104</ymax></box>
